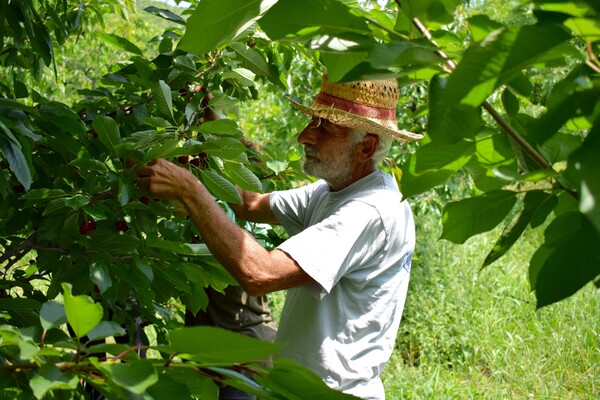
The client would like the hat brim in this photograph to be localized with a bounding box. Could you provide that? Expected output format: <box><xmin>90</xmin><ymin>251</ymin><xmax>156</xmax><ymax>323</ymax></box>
<box><xmin>287</xmin><ymin>97</ymin><xmax>423</xmax><ymax>142</ymax></box>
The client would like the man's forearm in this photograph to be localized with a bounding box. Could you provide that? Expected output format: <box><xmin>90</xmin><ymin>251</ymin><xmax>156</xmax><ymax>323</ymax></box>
<box><xmin>229</xmin><ymin>189</ymin><xmax>278</xmax><ymax>225</ymax></box>
<box><xmin>179</xmin><ymin>180</ymin><xmax>310</xmax><ymax>296</ymax></box>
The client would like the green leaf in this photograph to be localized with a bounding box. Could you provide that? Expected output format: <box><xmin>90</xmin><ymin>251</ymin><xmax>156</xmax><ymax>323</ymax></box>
<box><xmin>222</xmin><ymin>68</ymin><xmax>256</xmax><ymax>87</ymax></box>
<box><xmin>99</xmin><ymin>360</ymin><xmax>158</xmax><ymax>395</ymax></box>
<box><xmin>92</xmin><ymin>116</ymin><xmax>122</xmax><ymax>158</ymax></box>
<box><xmin>259</xmin><ymin>0</ymin><xmax>370</xmax><ymax>40</ymax></box>
<box><xmin>199</xmin><ymin>137</ymin><xmax>248</xmax><ymax>159</ymax></box>
<box><xmin>151</xmin><ymin>80</ymin><xmax>175</xmax><ymax>122</ymax></box>
<box><xmin>563</xmin><ymin>17</ymin><xmax>600</xmax><ymax>40</ymax></box>
<box><xmin>0</xmin><ymin>325</ymin><xmax>38</xmax><ymax>359</ymax></box>
<box><xmin>89</xmin><ymin>260</ymin><xmax>112</xmax><ymax>294</ymax></box>
<box><xmin>37</xmin><ymin>102</ymin><xmax>86</xmax><ymax>136</ymax></box>
<box><xmin>398</xmin><ymin>0</ymin><xmax>434</xmax><ymax>19</ymax></box>
<box><xmin>86</xmin><ymin>321</ymin><xmax>126</xmax><ymax>341</ymax></box>
<box><xmin>0</xmin><ymin>298</ymin><xmax>41</xmax><ymax>327</ymax></box>
<box><xmin>565</xmin><ymin>121</ymin><xmax>600</xmax><ymax>235</ymax></box>
<box><xmin>146</xmin><ymin>374</ymin><xmax>193</xmax><ymax>399</ymax></box>
<box><xmin>29</xmin><ymin>364</ymin><xmax>78</xmax><ymax>400</ymax></box>
<box><xmin>532</xmin><ymin>212</ymin><xmax>600</xmax><ymax>308</ymax></box>
<box><xmin>179</xmin><ymin>0</ymin><xmax>277</xmax><ymax>55</ymax></box>
<box><xmin>97</xmin><ymin>32</ymin><xmax>143</xmax><ymax>56</ymax></box>
<box><xmin>0</xmin><ymin>135</ymin><xmax>32</xmax><ymax>190</ymax></box>
<box><xmin>174</xmin><ymin>55</ymin><xmax>197</xmax><ymax>73</ymax></box>
<box><xmin>160</xmin><ymin>326</ymin><xmax>278</xmax><ymax>364</ymax></box>
<box><xmin>369</xmin><ymin>40</ymin><xmax>441</xmax><ymax>70</ymax></box>
<box><xmin>428</xmin><ymin>75</ymin><xmax>481</xmax><ymax>144</ymax></box>
<box><xmin>61</xmin><ymin>283</ymin><xmax>103</xmax><ymax>338</ymax></box>
<box><xmin>196</xmin><ymin>119</ymin><xmax>244</xmax><ymax>137</ymax></box>
<box><xmin>483</xmin><ymin>191</ymin><xmax>555</xmax><ymax>267</ymax></box>
<box><xmin>199</xmin><ymin>169</ymin><xmax>242</xmax><ymax>204</ymax></box>
<box><xmin>258</xmin><ymin>359</ymin><xmax>357</xmax><ymax>399</ymax></box>
<box><xmin>146</xmin><ymin>237</ymin><xmax>211</xmax><ymax>256</ymax></box>
<box><xmin>266</xmin><ymin>160</ymin><xmax>288</xmax><ymax>175</ymax></box>
<box><xmin>467</xmin><ymin>15</ymin><xmax>503</xmax><ymax>43</ymax></box>
<box><xmin>224</xmin><ymin>162</ymin><xmax>262</xmax><ymax>192</ymax></box>
<box><xmin>445</xmin><ymin>23</ymin><xmax>571</xmax><ymax>107</ymax></box>
<box><xmin>143</xmin><ymin>6</ymin><xmax>186</xmax><ymax>25</ymax></box>
<box><xmin>441</xmin><ymin>190</ymin><xmax>518</xmax><ymax>244</ymax></box>
<box><xmin>21</xmin><ymin>189</ymin><xmax>68</xmax><ymax>201</ymax></box>
<box><xmin>69</xmin><ymin>157</ymin><xmax>108</xmax><ymax>171</ymax></box>
<box><xmin>144</xmin><ymin>138</ymin><xmax>179</xmax><ymax>162</ymax></box>
<box><xmin>531</xmin><ymin>66</ymin><xmax>600</xmax><ymax>144</ymax></box>
<box><xmin>155</xmin><ymin>368</ymin><xmax>218</xmax><ymax>399</ymax></box>
<box><xmin>40</xmin><ymin>301</ymin><xmax>67</xmax><ymax>331</ymax></box>
<box><xmin>230</xmin><ymin>42</ymin><xmax>271</xmax><ymax>77</ymax></box>
<box><xmin>400</xmin><ymin>139</ymin><xmax>474</xmax><ymax>197</ymax></box>
<box><xmin>413</xmin><ymin>139</ymin><xmax>474</xmax><ymax>173</ymax></box>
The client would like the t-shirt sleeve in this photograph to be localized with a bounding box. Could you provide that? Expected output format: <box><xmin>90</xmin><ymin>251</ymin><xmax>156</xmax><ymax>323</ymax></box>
<box><xmin>277</xmin><ymin>201</ymin><xmax>386</xmax><ymax>299</ymax></box>
<box><xmin>269</xmin><ymin>182</ymin><xmax>320</xmax><ymax>235</ymax></box>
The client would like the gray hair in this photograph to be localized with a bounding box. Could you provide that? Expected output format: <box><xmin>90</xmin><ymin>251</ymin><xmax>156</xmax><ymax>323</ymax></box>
<box><xmin>349</xmin><ymin>128</ymin><xmax>393</xmax><ymax>167</ymax></box>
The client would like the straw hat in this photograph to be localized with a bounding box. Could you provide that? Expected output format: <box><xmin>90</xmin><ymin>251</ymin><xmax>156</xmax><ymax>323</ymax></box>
<box><xmin>287</xmin><ymin>73</ymin><xmax>423</xmax><ymax>142</ymax></box>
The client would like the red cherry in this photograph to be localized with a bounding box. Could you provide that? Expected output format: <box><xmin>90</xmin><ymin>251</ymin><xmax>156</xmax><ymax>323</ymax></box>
<box><xmin>198</xmin><ymin>152</ymin><xmax>208</xmax><ymax>159</ymax></box>
<box><xmin>178</xmin><ymin>155</ymin><xmax>189</xmax><ymax>164</ymax></box>
<box><xmin>87</xmin><ymin>129</ymin><xmax>98</xmax><ymax>138</ymax></box>
<box><xmin>93</xmin><ymin>285</ymin><xmax>101</xmax><ymax>294</ymax></box>
<box><xmin>12</xmin><ymin>184</ymin><xmax>25</xmax><ymax>193</ymax></box>
<box><xmin>139</xmin><ymin>196</ymin><xmax>149</xmax><ymax>205</ymax></box>
<box><xmin>79</xmin><ymin>219</ymin><xmax>97</xmax><ymax>235</ymax></box>
<box><xmin>190</xmin><ymin>158</ymin><xmax>200</xmax><ymax>167</ymax></box>
<box><xmin>115</xmin><ymin>220</ymin><xmax>128</xmax><ymax>232</ymax></box>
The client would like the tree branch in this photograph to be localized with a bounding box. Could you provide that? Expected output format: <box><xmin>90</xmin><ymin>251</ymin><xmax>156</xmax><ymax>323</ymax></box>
<box><xmin>0</xmin><ymin>232</ymin><xmax>37</xmax><ymax>274</ymax></box>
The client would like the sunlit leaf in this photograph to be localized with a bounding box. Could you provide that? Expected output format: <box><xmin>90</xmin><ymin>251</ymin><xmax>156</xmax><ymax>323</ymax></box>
<box><xmin>199</xmin><ymin>169</ymin><xmax>243</xmax><ymax>204</ymax></box>
<box><xmin>445</xmin><ymin>23</ymin><xmax>571</xmax><ymax>107</ymax></box>
<box><xmin>179</xmin><ymin>0</ymin><xmax>277</xmax><ymax>55</ymax></box>
<box><xmin>97</xmin><ymin>32</ymin><xmax>143</xmax><ymax>55</ymax></box>
<box><xmin>61</xmin><ymin>283</ymin><xmax>103</xmax><ymax>338</ymax></box>
<box><xmin>428</xmin><ymin>75</ymin><xmax>482</xmax><ymax>144</ymax></box>
<box><xmin>224</xmin><ymin>162</ymin><xmax>263</xmax><ymax>192</ymax></box>
<box><xmin>160</xmin><ymin>326</ymin><xmax>278</xmax><ymax>363</ymax></box>
<box><xmin>29</xmin><ymin>364</ymin><xmax>78</xmax><ymax>399</ymax></box>
<box><xmin>99</xmin><ymin>360</ymin><xmax>158</xmax><ymax>395</ymax></box>
<box><xmin>230</xmin><ymin>42</ymin><xmax>271</xmax><ymax>76</ymax></box>
<box><xmin>196</xmin><ymin>119</ymin><xmax>244</xmax><ymax>137</ymax></box>
<box><xmin>143</xmin><ymin>6</ymin><xmax>186</xmax><ymax>25</ymax></box>
<box><xmin>441</xmin><ymin>190</ymin><xmax>518</xmax><ymax>244</ymax></box>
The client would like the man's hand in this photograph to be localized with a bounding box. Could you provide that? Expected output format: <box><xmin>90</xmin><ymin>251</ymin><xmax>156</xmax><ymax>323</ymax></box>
<box><xmin>136</xmin><ymin>158</ymin><xmax>196</xmax><ymax>201</ymax></box>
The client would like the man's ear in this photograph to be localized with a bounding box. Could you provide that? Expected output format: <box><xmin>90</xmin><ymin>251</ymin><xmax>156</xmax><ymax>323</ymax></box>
<box><xmin>357</xmin><ymin>134</ymin><xmax>379</xmax><ymax>163</ymax></box>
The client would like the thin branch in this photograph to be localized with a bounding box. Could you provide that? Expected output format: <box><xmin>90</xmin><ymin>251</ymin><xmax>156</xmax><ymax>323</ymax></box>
<box><xmin>0</xmin><ymin>233</ymin><xmax>37</xmax><ymax>273</ymax></box>
<box><xmin>585</xmin><ymin>41</ymin><xmax>600</xmax><ymax>74</ymax></box>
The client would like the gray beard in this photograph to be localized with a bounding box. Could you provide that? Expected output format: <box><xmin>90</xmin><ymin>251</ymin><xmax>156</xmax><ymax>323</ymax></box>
<box><xmin>303</xmin><ymin>146</ymin><xmax>354</xmax><ymax>188</ymax></box>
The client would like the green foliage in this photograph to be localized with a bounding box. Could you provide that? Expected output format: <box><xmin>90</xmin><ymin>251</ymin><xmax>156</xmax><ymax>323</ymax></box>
<box><xmin>384</xmin><ymin>204</ymin><xmax>600</xmax><ymax>398</ymax></box>
<box><xmin>0</xmin><ymin>0</ymin><xmax>599</xmax><ymax>397</ymax></box>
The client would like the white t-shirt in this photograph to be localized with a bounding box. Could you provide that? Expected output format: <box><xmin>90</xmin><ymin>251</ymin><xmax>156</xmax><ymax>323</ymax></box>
<box><xmin>269</xmin><ymin>170</ymin><xmax>415</xmax><ymax>400</ymax></box>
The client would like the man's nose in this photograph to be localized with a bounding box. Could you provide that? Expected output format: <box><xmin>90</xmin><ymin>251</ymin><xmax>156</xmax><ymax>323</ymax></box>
<box><xmin>298</xmin><ymin>121</ymin><xmax>318</xmax><ymax>145</ymax></box>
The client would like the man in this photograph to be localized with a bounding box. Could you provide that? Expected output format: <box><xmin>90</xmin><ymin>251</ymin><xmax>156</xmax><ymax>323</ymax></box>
<box><xmin>136</xmin><ymin>73</ymin><xmax>423</xmax><ymax>399</ymax></box>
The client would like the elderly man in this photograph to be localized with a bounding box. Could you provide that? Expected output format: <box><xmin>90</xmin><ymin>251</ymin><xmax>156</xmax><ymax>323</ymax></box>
<box><xmin>136</xmin><ymin>73</ymin><xmax>422</xmax><ymax>399</ymax></box>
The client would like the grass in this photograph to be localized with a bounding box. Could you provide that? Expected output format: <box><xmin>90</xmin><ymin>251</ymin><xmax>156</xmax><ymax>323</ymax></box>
<box><xmin>381</xmin><ymin>203</ymin><xmax>600</xmax><ymax>399</ymax></box>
